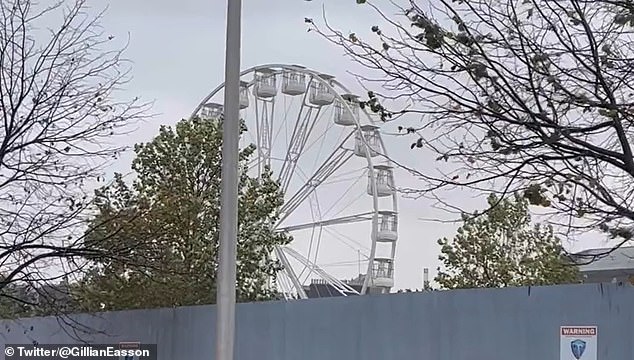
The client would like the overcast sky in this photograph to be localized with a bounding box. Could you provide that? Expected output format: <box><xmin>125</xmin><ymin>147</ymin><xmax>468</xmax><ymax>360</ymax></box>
<box><xmin>81</xmin><ymin>0</ymin><xmax>607</xmax><ymax>290</ymax></box>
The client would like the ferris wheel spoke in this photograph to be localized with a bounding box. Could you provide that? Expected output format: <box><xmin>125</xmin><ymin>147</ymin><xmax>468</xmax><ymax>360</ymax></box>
<box><xmin>276</xmin><ymin>142</ymin><xmax>354</xmax><ymax>226</ymax></box>
<box><xmin>278</xmin><ymin>104</ymin><xmax>325</xmax><ymax>194</ymax></box>
<box><xmin>324</xmin><ymin>227</ymin><xmax>370</xmax><ymax>253</ymax></box>
<box><xmin>277</xmin><ymin>272</ymin><xmax>296</xmax><ymax>300</ymax></box>
<box><xmin>270</xmin><ymin>90</ymin><xmax>294</xmax><ymax>148</ymax></box>
<box><xmin>320</xmin><ymin>170</ymin><xmax>368</xmax><ymax>219</ymax></box>
<box><xmin>253</xmin><ymin>98</ymin><xmax>262</xmax><ymax>176</ymax></box>
<box><xmin>277</xmin><ymin>211</ymin><xmax>374</xmax><ymax>232</ymax></box>
<box><xmin>280</xmin><ymin>246</ymin><xmax>359</xmax><ymax>296</ymax></box>
<box><xmin>278</xmin><ymin>104</ymin><xmax>312</xmax><ymax>191</ymax></box>
<box><xmin>301</xmin><ymin>117</ymin><xmax>339</xmax><ymax>157</ymax></box>
<box><xmin>254</xmin><ymin>97</ymin><xmax>276</xmax><ymax>173</ymax></box>
<box><xmin>266</xmin><ymin>100</ymin><xmax>275</xmax><ymax>168</ymax></box>
<box><xmin>245</xmin><ymin>157</ymin><xmax>258</xmax><ymax>172</ymax></box>
<box><xmin>273</xmin><ymin>88</ymin><xmax>305</xmax><ymax>155</ymax></box>
<box><xmin>306</xmin><ymin>193</ymin><xmax>323</xmax><ymax>264</ymax></box>
<box><xmin>275</xmin><ymin>246</ymin><xmax>307</xmax><ymax>299</ymax></box>
<box><xmin>269</xmin><ymin>90</ymin><xmax>294</xmax><ymax>166</ymax></box>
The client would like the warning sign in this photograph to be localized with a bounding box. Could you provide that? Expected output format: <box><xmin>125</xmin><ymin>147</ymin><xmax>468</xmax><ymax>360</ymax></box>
<box><xmin>560</xmin><ymin>326</ymin><xmax>597</xmax><ymax>360</ymax></box>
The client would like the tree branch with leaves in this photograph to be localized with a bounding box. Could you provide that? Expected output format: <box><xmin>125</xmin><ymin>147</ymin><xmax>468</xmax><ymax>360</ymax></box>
<box><xmin>76</xmin><ymin>117</ymin><xmax>291</xmax><ymax>312</ymax></box>
<box><xmin>308</xmin><ymin>0</ymin><xmax>634</xmax><ymax>258</ymax></box>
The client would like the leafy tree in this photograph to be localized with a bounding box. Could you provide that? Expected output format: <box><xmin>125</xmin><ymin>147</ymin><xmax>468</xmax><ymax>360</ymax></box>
<box><xmin>0</xmin><ymin>273</ymin><xmax>82</xmax><ymax>319</ymax></box>
<box><xmin>308</xmin><ymin>0</ymin><xmax>634</xmax><ymax>258</ymax></box>
<box><xmin>0</xmin><ymin>280</ymin><xmax>36</xmax><ymax>319</ymax></box>
<box><xmin>76</xmin><ymin>117</ymin><xmax>291</xmax><ymax>312</ymax></box>
<box><xmin>0</xmin><ymin>0</ymin><xmax>146</xmax><ymax>315</ymax></box>
<box><xmin>435</xmin><ymin>194</ymin><xmax>578</xmax><ymax>289</ymax></box>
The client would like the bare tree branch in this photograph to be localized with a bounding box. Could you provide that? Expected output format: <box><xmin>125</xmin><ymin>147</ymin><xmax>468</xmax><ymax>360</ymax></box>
<box><xmin>308</xmin><ymin>0</ymin><xmax>634</xmax><ymax>257</ymax></box>
<box><xmin>0</xmin><ymin>0</ymin><xmax>151</xmax><ymax>316</ymax></box>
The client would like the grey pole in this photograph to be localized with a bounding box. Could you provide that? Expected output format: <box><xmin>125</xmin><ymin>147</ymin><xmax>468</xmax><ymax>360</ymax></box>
<box><xmin>216</xmin><ymin>0</ymin><xmax>242</xmax><ymax>359</ymax></box>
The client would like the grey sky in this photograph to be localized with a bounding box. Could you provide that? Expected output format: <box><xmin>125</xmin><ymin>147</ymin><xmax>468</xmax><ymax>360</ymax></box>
<box><xmin>85</xmin><ymin>0</ymin><xmax>607</xmax><ymax>290</ymax></box>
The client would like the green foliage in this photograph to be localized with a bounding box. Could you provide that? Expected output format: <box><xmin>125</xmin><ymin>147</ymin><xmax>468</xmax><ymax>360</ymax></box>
<box><xmin>435</xmin><ymin>194</ymin><xmax>578</xmax><ymax>289</ymax></box>
<box><xmin>0</xmin><ymin>279</ymin><xmax>81</xmax><ymax>319</ymax></box>
<box><xmin>76</xmin><ymin>117</ymin><xmax>291</xmax><ymax>312</ymax></box>
<box><xmin>0</xmin><ymin>283</ymin><xmax>35</xmax><ymax>319</ymax></box>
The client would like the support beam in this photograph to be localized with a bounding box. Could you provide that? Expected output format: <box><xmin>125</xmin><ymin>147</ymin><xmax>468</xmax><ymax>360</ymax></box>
<box><xmin>277</xmin><ymin>212</ymin><xmax>374</xmax><ymax>232</ymax></box>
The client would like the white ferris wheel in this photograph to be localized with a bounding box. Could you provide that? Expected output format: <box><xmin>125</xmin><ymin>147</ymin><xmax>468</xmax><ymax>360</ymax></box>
<box><xmin>191</xmin><ymin>64</ymin><xmax>399</xmax><ymax>300</ymax></box>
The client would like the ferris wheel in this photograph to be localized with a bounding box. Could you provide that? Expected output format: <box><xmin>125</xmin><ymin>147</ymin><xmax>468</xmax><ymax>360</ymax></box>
<box><xmin>190</xmin><ymin>64</ymin><xmax>398</xmax><ymax>299</ymax></box>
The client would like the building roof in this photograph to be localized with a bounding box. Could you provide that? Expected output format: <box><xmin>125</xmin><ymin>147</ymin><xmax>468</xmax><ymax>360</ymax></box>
<box><xmin>574</xmin><ymin>246</ymin><xmax>634</xmax><ymax>273</ymax></box>
<box><xmin>303</xmin><ymin>279</ymin><xmax>362</xmax><ymax>298</ymax></box>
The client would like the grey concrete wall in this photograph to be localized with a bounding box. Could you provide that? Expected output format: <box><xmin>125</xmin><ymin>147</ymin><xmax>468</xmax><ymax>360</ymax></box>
<box><xmin>0</xmin><ymin>283</ymin><xmax>632</xmax><ymax>360</ymax></box>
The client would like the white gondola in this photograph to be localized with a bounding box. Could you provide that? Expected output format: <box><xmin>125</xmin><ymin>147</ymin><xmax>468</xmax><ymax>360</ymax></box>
<box><xmin>254</xmin><ymin>68</ymin><xmax>277</xmax><ymax>98</ymax></box>
<box><xmin>200</xmin><ymin>102</ymin><xmax>223</xmax><ymax>120</ymax></box>
<box><xmin>239</xmin><ymin>81</ymin><xmax>250</xmax><ymax>109</ymax></box>
<box><xmin>282</xmin><ymin>67</ymin><xmax>307</xmax><ymax>96</ymax></box>
<box><xmin>372</xmin><ymin>257</ymin><xmax>394</xmax><ymax>288</ymax></box>
<box><xmin>334</xmin><ymin>94</ymin><xmax>359</xmax><ymax>126</ymax></box>
<box><xmin>367</xmin><ymin>164</ymin><xmax>395</xmax><ymax>197</ymax></box>
<box><xmin>354</xmin><ymin>124</ymin><xmax>381</xmax><ymax>157</ymax></box>
<box><xmin>376</xmin><ymin>211</ymin><xmax>398</xmax><ymax>242</ymax></box>
<box><xmin>309</xmin><ymin>74</ymin><xmax>335</xmax><ymax>106</ymax></box>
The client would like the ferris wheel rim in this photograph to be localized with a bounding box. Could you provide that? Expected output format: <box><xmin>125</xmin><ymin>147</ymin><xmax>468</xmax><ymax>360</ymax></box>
<box><xmin>190</xmin><ymin>63</ymin><xmax>399</xmax><ymax>297</ymax></box>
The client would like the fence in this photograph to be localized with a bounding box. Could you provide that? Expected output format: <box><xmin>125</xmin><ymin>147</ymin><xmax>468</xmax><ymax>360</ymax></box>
<box><xmin>0</xmin><ymin>283</ymin><xmax>632</xmax><ymax>360</ymax></box>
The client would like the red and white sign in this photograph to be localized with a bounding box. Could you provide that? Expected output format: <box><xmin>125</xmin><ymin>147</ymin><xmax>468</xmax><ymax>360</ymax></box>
<box><xmin>560</xmin><ymin>326</ymin><xmax>597</xmax><ymax>360</ymax></box>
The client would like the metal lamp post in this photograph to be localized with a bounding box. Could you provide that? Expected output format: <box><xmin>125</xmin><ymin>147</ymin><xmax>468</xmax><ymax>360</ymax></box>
<box><xmin>216</xmin><ymin>0</ymin><xmax>242</xmax><ymax>359</ymax></box>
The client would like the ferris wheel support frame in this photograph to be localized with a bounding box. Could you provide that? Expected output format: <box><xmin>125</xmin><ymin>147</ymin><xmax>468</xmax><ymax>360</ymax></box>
<box><xmin>190</xmin><ymin>63</ymin><xmax>399</xmax><ymax>297</ymax></box>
